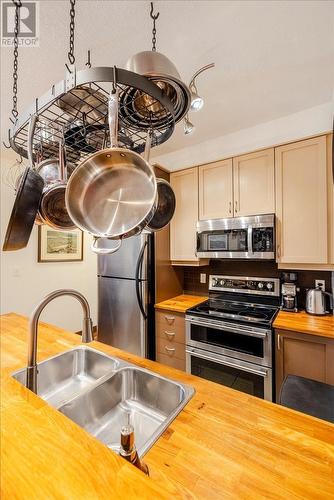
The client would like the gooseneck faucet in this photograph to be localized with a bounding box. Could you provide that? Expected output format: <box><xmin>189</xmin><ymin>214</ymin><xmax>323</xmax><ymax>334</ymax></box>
<box><xmin>26</xmin><ymin>289</ymin><xmax>93</xmax><ymax>392</ymax></box>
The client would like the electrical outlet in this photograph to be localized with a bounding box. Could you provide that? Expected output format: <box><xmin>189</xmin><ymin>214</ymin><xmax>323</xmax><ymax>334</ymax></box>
<box><xmin>200</xmin><ymin>273</ymin><xmax>206</xmax><ymax>284</ymax></box>
<box><xmin>315</xmin><ymin>279</ymin><xmax>325</xmax><ymax>290</ymax></box>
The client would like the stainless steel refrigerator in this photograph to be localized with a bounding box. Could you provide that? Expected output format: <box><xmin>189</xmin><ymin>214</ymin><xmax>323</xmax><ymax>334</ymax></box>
<box><xmin>97</xmin><ymin>233</ymin><xmax>155</xmax><ymax>358</ymax></box>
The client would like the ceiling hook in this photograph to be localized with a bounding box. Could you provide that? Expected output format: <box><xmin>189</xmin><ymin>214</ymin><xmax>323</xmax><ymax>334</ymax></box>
<box><xmin>150</xmin><ymin>2</ymin><xmax>159</xmax><ymax>20</ymax></box>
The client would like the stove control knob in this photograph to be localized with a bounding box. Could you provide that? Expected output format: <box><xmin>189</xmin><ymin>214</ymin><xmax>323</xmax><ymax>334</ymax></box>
<box><xmin>212</xmin><ymin>278</ymin><xmax>218</xmax><ymax>286</ymax></box>
<box><xmin>267</xmin><ymin>282</ymin><xmax>273</xmax><ymax>291</ymax></box>
<box><xmin>257</xmin><ymin>282</ymin><xmax>264</xmax><ymax>289</ymax></box>
<box><xmin>220</xmin><ymin>279</ymin><xmax>226</xmax><ymax>286</ymax></box>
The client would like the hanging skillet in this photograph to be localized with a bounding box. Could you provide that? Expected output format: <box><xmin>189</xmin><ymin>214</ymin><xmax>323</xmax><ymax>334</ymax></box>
<box><xmin>141</xmin><ymin>130</ymin><xmax>176</xmax><ymax>232</ymax></box>
<box><xmin>3</xmin><ymin>115</ymin><xmax>44</xmax><ymax>251</ymax></box>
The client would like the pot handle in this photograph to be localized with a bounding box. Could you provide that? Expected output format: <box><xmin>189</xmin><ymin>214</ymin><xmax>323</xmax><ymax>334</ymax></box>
<box><xmin>108</xmin><ymin>89</ymin><xmax>119</xmax><ymax>148</ymax></box>
<box><xmin>91</xmin><ymin>237</ymin><xmax>122</xmax><ymax>255</ymax></box>
<box><xmin>144</xmin><ymin>129</ymin><xmax>152</xmax><ymax>162</ymax></box>
<box><xmin>27</xmin><ymin>114</ymin><xmax>38</xmax><ymax>169</ymax></box>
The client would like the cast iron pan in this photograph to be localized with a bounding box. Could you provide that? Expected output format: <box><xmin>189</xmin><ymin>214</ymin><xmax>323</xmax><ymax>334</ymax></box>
<box><xmin>2</xmin><ymin>166</ymin><xmax>44</xmax><ymax>251</ymax></box>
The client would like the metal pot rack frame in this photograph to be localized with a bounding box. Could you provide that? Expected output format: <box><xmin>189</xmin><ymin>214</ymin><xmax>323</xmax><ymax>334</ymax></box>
<box><xmin>9</xmin><ymin>66</ymin><xmax>176</xmax><ymax>167</ymax></box>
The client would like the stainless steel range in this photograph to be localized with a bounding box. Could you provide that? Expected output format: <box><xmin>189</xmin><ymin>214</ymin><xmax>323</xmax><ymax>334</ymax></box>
<box><xmin>185</xmin><ymin>275</ymin><xmax>280</xmax><ymax>401</ymax></box>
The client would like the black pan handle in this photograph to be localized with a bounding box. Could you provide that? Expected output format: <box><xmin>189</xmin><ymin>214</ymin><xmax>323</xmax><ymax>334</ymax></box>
<box><xmin>135</xmin><ymin>241</ymin><xmax>147</xmax><ymax>320</ymax></box>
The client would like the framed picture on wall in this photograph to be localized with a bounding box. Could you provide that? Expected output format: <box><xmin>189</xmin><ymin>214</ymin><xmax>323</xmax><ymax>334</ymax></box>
<box><xmin>38</xmin><ymin>226</ymin><xmax>83</xmax><ymax>263</ymax></box>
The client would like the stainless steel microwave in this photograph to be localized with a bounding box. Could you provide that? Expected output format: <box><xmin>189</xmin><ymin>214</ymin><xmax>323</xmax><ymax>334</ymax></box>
<box><xmin>196</xmin><ymin>214</ymin><xmax>275</xmax><ymax>260</ymax></box>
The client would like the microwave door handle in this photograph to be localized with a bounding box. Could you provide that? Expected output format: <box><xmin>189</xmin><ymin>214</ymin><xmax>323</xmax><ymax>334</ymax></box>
<box><xmin>186</xmin><ymin>348</ymin><xmax>268</xmax><ymax>377</ymax></box>
<box><xmin>185</xmin><ymin>318</ymin><xmax>267</xmax><ymax>338</ymax></box>
<box><xmin>248</xmin><ymin>226</ymin><xmax>253</xmax><ymax>254</ymax></box>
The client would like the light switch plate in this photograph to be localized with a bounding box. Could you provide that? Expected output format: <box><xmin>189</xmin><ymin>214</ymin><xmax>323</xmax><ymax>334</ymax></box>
<box><xmin>315</xmin><ymin>279</ymin><xmax>325</xmax><ymax>290</ymax></box>
<box><xmin>200</xmin><ymin>273</ymin><xmax>206</xmax><ymax>284</ymax></box>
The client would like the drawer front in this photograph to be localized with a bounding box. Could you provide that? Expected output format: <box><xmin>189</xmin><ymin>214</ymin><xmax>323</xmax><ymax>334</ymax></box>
<box><xmin>156</xmin><ymin>338</ymin><xmax>185</xmax><ymax>361</ymax></box>
<box><xmin>156</xmin><ymin>352</ymin><xmax>185</xmax><ymax>371</ymax></box>
<box><xmin>156</xmin><ymin>322</ymin><xmax>185</xmax><ymax>344</ymax></box>
<box><xmin>156</xmin><ymin>310</ymin><xmax>185</xmax><ymax>330</ymax></box>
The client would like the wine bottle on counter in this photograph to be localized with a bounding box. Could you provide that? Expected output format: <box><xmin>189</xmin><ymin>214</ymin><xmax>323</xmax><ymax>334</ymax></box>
<box><xmin>119</xmin><ymin>416</ymin><xmax>149</xmax><ymax>476</ymax></box>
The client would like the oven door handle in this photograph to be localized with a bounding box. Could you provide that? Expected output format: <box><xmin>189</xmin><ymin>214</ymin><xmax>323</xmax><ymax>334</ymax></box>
<box><xmin>185</xmin><ymin>317</ymin><xmax>268</xmax><ymax>338</ymax></box>
<box><xmin>248</xmin><ymin>226</ymin><xmax>253</xmax><ymax>255</ymax></box>
<box><xmin>186</xmin><ymin>348</ymin><xmax>269</xmax><ymax>377</ymax></box>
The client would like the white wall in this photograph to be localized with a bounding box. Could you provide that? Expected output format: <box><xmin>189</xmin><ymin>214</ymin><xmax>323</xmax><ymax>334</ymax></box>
<box><xmin>0</xmin><ymin>148</ymin><xmax>97</xmax><ymax>332</ymax></box>
<box><xmin>153</xmin><ymin>102</ymin><xmax>334</xmax><ymax>171</ymax></box>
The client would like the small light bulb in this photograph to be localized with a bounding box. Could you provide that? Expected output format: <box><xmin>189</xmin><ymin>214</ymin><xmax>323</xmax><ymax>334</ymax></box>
<box><xmin>190</xmin><ymin>94</ymin><xmax>204</xmax><ymax>112</ymax></box>
<box><xmin>184</xmin><ymin>116</ymin><xmax>194</xmax><ymax>135</ymax></box>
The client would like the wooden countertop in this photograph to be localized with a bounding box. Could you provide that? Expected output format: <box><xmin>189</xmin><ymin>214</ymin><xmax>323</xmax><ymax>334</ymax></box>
<box><xmin>273</xmin><ymin>310</ymin><xmax>334</xmax><ymax>339</ymax></box>
<box><xmin>1</xmin><ymin>313</ymin><xmax>334</xmax><ymax>499</ymax></box>
<box><xmin>155</xmin><ymin>294</ymin><xmax>208</xmax><ymax>313</ymax></box>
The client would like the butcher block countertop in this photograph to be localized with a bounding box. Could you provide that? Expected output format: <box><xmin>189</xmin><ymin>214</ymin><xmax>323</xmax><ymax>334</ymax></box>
<box><xmin>1</xmin><ymin>313</ymin><xmax>334</xmax><ymax>499</ymax></box>
<box><xmin>273</xmin><ymin>310</ymin><xmax>334</xmax><ymax>339</ymax></box>
<box><xmin>155</xmin><ymin>294</ymin><xmax>208</xmax><ymax>313</ymax></box>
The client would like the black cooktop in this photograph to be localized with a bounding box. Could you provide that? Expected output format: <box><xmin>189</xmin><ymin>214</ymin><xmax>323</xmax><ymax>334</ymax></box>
<box><xmin>187</xmin><ymin>298</ymin><xmax>279</xmax><ymax>326</ymax></box>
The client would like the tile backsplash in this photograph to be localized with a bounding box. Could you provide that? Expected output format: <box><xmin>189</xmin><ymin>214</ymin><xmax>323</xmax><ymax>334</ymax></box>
<box><xmin>183</xmin><ymin>261</ymin><xmax>332</xmax><ymax>309</ymax></box>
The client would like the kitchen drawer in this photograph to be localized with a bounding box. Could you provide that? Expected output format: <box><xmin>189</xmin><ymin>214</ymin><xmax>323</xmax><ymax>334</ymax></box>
<box><xmin>156</xmin><ymin>310</ymin><xmax>185</xmax><ymax>330</ymax></box>
<box><xmin>156</xmin><ymin>352</ymin><xmax>185</xmax><ymax>371</ymax></box>
<box><xmin>156</xmin><ymin>322</ymin><xmax>185</xmax><ymax>344</ymax></box>
<box><xmin>156</xmin><ymin>338</ymin><xmax>185</xmax><ymax>361</ymax></box>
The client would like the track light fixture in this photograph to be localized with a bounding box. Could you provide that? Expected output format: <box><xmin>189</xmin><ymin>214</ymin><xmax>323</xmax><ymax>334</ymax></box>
<box><xmin>184</xmin><ymin>114</ymin><xmax>194</xmax><ymax>135</ymax></box>
<box><xmin>189</xmin><ymin>63</ymin><xmax>215</xmax><ymax>112</ymax></box>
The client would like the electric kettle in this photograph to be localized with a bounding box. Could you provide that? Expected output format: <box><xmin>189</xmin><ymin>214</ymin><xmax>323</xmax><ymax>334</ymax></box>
<box><xmin>305</xmin><ymin>286</ymin><xmax>333</xmax><ymax>315</ymax></box>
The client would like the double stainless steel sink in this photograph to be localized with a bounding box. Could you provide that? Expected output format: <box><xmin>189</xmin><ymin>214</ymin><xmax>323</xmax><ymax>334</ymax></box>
<box><xmin>12</xmin><ymin>346</ymin><xmax>194</xmax><ymax>457</ymax></box>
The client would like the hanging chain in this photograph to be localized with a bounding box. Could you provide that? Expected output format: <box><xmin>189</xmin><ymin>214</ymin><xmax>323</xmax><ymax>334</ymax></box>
<box><xmin>68</xmin><ymin>0</ymin><xmax>76</xmax><ymax>65</ymax></box>
<box><xmin>150</xmin><ymin>2</ymin><xmax>159</xmax><ymax>52</ymax></box>
<box><xmin>11</xmin><ymin>0</ymin><xmax>22</xmax><ymax>123</ymax></box>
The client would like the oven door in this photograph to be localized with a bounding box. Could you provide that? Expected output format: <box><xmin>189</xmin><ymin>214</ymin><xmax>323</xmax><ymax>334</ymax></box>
<box><xmin>186</xmin><ymin>346</ymin><xmax>273</xmax><ymax>401</ymax></box>
<box><xmin>185</xmin><ymin>315</ymin><xmax>272</xmax><ymax>367</ymax></box>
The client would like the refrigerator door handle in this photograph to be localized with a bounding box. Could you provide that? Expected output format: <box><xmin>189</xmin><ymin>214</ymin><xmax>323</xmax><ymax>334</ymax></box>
<box><xmin>135</xmin><ymin>241</ymin><xmax>148</xmax><ymax>319</ymax></box>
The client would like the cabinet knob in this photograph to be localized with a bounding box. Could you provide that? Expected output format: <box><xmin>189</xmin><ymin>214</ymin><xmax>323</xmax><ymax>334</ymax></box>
<box><xmin>235</xmin><ymin>201</ymin><xmax>238</xmax><ymax>213</ymax></box>
<box><xmin>229</xmin><ymin>201</ymin><xmax>232</xmax><ymax>214</ymax></box>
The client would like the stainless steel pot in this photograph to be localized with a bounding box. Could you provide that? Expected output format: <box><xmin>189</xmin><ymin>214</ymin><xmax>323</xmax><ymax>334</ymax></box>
<box><xmin>65</xmin><ymin>89</ymin><xmax>157</xmax><ymax>255</ymax></box>
<box><xmin>38</xmin><ymin>143</ymin><xmax>76</xmax><ymax>230</ymax></box>
<box><xmin>126</xmin><ymin>51</ymin><xmax>190</xmax><ymax>124</ymax></box>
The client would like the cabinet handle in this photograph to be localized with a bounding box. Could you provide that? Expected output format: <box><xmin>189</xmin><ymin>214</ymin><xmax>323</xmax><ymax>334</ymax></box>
<box><xmin>277</xmin><ymin>245</ymin><xmax>280</xmax><ymax>258</ymax></box>
<box><xmin>164</xmin><ymin>331</ymin><xmax>175</xmax><ymax>339</ymax></box>
<box><xmin>229</xmin><ymin>201</ymin><xmax>232</xmax><ymax>214</ymax></box>
<box><xmin>164</xmin><ymin>315</ymin><xmax>175</xmax><ymax>324</ymax></box>
<box><xmin>277</xmin><ymin>334</ymin><xmax>281</xmax><ymax>350</ymax></box>
<box><xmin>235</xmin><ymin>201</ymin><xmax>238</xmax><ymax>213</ymax></box>
<box><xmin>164</xmin><ymin>346</ymin><xmax>175</xmax><ymax>354</ymax></box>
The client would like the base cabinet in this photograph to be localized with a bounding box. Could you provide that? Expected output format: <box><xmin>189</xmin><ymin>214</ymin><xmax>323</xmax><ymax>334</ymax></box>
<box><xmin>275</xmin><ymin>329</ymin><xmax>334</xmax><ymax>398</ymax></box>
<box><xmin>155</xmin><ymin>310</ymin><xmax>186</xmax><ymax>371</ymax></box>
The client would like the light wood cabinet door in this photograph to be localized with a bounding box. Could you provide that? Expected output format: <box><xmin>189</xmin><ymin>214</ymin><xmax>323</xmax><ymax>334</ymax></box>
<box><xmin>275</xmin><ymin>136</ymin><xmax>328</xmax><ymax>264</ymax></box>
<box><xmin>233</xmin><ymin>148</ymin><xmax>275</xmax><ymax>217</ymax></box>
<box><xmin>199</xmin><ymin>159</ymin><xmax>233</xmax><ymax>219</ymax></box>
<box><xmin>170</xmin><ymin>168</ymin><xmax>199</xmax><ymax>261</ymax></box>
<box><xmin>275</xmin><ymin>329</ymin><xmax>334</xmax><ymax>398</ymax></box>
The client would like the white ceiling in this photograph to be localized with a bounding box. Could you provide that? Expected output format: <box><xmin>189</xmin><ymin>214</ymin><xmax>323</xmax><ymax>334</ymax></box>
<box><xmin>1</xmin><ymin>0</ymin><xmax>333</xmax><ymax>156</ymax></box>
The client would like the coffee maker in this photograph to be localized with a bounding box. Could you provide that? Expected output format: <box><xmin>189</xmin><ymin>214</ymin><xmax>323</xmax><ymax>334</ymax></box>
<box><xmin>280</xmin><ymin>272</ymin><xmax>298</xmax><ymax>312</ymax></box>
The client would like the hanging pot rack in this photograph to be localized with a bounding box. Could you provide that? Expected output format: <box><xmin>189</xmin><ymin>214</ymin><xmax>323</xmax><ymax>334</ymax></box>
<box><xmin>9</xmin><ymin>66</ymin><xmax>175</xmax><ymax>168</ymax></box>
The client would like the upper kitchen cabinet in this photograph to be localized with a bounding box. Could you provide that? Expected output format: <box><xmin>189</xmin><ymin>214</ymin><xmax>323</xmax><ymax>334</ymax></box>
<box><xmin>170</xmin><ymin>168</ymin><xmax>208</xmax><ymax>265</ymax></box>
<box><xmin>199</xmin><ymin>159</ymin><xmax>233</xmax><ymax>219</ymax></box>
<box><xmin>275</xmin><ymin>136</ymin><xmax>329</xmax><ymax>266</ymax></box>
<box><xmin>233</xmin><ymin>148</ymin><xmax>275</xmax><ymax>217</ymax></box>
